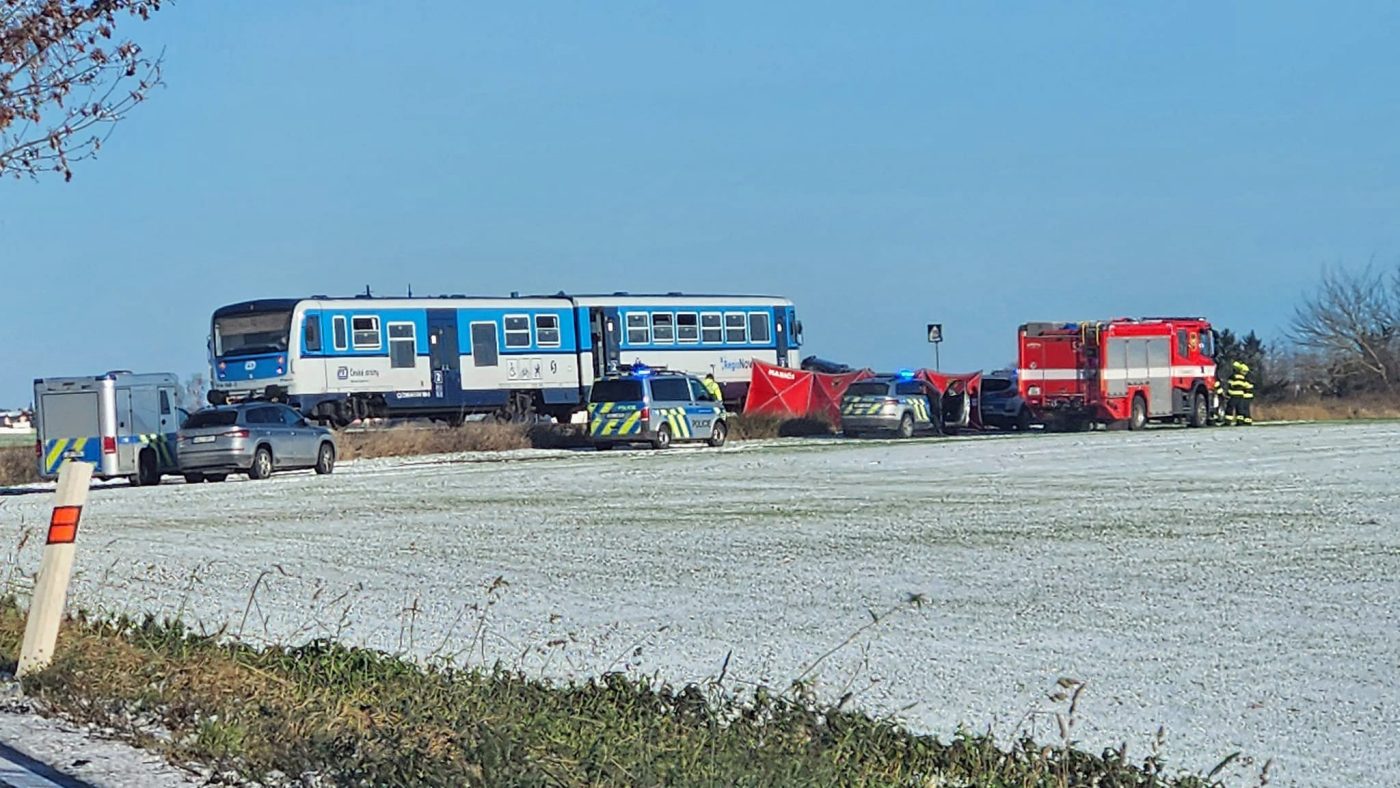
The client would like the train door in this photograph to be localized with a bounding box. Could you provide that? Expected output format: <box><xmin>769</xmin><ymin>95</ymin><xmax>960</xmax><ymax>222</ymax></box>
<box><xmin>427</xmin><ymin>309</ymin><xmax>461</xmax><ymax>399</ymax></box>
<box><xmin>590</xmin><ymin>307</ymin><xmax>621</xmax><ymax>377</ymax></box>
<box><xmin>775</xmin><ymin>308</ymin><xmax>790</xmax><ymax>366</ymax></box>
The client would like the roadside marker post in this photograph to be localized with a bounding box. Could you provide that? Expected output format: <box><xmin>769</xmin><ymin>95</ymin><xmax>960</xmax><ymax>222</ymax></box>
<box><xmin>18</xmin><ymin>461</ymin><xmax>94</xmax><ymax>678</ymax></box>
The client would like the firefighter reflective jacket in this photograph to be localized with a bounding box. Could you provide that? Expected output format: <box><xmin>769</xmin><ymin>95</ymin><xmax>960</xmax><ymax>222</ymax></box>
<box><xmin>1228</xmin><ymin>363</ymin><xmax>1254</xmax><ymax>400</ymax></box>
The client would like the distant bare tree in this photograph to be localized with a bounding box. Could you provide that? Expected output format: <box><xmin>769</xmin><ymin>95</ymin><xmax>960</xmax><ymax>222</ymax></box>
<box><xmin>1</xmin><ymin>0</ymin><xmax>164</xmax><ymax>181</ymax></box>
<box><xmin>1288</xmin><ymin>263</ymin><xmax>1400</xmax><ymax>394</ymax></box>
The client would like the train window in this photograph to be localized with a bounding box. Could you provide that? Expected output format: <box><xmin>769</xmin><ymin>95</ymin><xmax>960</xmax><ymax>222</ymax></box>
<box><xmin>504</xmin><ymin>314</ymin><xmax>531</xmax><ymax>348</ymax></box>
<box><xmin>304</xmin><ymin>314</ymin><xmax>322</xmax><ymax>353</ymax></box>
<box><xmin>651</xmin><ymin>313</ymin><xmax>675</xmax><ymax>344</ymax></box>
<box><xmin>536</xmin><ymin>314</ymin><xmax>561</xmax><ymax>348</ymax></box>
<box><xmin>676</xmin><ymin>312</ymin><xmax>699</xmax><ymax>342</ymax></box>
<box><xmin>626</xmin><ymin>313</ymin><xmax>650</xmax><ymax>344</ymax></box>
<box><xmin>700</xmin><ymin>313</ymin><xmax>723</xmax><ymax>343</ymax></box>
<box><xmin>332</xmin><ymin>316</ymin><xmax>348</xmax><ymax>351</ymax></box>
<box><xmin>748</xmin><ymin>313</ymin><xmax>771</xmax><ymax>344</ymax></box>
<box><xmin>471</xmin><ymin>323</ymin><xmax>499</xmax><ymax>367</ymax></box>
<box><xmin>351</xmin><ymin>316</ymin><xmax>381</xmax><ymax>350</ymax></box>
<box><xmin>724</xmin><ymin>313</ymin><xmax>747</xmax><ymax>344</ymax></box>
<box><xmin>389</xmin><ymin>323</ymin><xmax>416</xmax><ymax>369</ymax></box>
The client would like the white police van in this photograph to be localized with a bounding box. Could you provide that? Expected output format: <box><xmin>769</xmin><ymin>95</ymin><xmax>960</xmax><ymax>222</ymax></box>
<box><xmin>33</xmin><ymin>372</ymin><xmax>185</xmax><ymax>485</ymax></box>
<box><xmin>586</xmin><ymin>365</ymin><xmax>728</xmax><ymax>450</ymax></box>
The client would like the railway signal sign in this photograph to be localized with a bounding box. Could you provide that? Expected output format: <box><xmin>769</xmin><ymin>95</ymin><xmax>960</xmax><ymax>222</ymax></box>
<box><xmin>927</xmin><ymin>323</ymin><xmax>943</xmax><ymax>370</ymax></box>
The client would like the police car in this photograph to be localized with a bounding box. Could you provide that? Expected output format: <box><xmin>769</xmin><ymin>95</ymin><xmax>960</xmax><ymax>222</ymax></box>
<box><xmin>587</xmin><ymin>365</ymin><xmax>728</xmax><ymax>450</ymax></box>
<box><xmin>840</xmin><ymin>372</ymin><xmax>946</xmax><ymax>438</ymax></box>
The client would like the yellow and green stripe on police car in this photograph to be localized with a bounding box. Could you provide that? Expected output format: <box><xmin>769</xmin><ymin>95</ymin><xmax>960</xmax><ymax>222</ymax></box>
<box><xmin>587</xmin><ymin>402</ymin><xmax>644</xmax><ymax>437</ymax></box>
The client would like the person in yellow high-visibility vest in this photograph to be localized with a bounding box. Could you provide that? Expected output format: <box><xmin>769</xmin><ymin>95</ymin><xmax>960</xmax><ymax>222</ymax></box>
<box><xmin>1226</xmin><ymin>361</ymin><xmax>1254</xmax><ymax>425</ymax></box>
<box><xmin>702</xmin><ymin>373</ymin><xmax>724</xmax><ymax>404</ymax></box>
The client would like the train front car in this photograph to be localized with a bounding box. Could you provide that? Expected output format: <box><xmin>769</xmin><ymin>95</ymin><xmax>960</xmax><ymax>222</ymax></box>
<box><xmin>208</xmin><ymin>299</ymin><xmax>302</xmax><ymax>406</ymax></box>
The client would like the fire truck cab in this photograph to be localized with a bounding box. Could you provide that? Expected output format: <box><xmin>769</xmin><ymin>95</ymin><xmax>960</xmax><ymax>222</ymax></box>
<box><xmin>1017</xmin><ymin>317</ymin><xmax>1218</xmax><ymax>431</ymax></box>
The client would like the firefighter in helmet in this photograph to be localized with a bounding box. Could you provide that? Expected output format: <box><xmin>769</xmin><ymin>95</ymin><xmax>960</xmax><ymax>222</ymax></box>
<box><xmin>1225</xmin><ymin>360</ymin><xmax>1255</xmax><ymax>425</ymax></box>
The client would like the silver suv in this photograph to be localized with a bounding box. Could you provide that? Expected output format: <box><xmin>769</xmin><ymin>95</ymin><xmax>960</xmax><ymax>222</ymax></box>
<box><xmin>177</xmin><ymin>402</ymin><xmax>337</xmax><ymax>482</ymax></box>
<box><xmin>588</xmin><ymin>368</ymin><xmax>727</xmax><ymax>450</ymax></box>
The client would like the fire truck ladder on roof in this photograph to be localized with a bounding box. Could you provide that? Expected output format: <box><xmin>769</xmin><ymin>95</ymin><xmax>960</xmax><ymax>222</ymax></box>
<box><xmin>1079</xmin><ymin>322</ymin><xmax>1102</xmax><ymax>347</ymax></box>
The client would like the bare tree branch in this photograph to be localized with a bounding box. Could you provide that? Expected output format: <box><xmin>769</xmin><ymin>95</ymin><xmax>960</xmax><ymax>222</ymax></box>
<box><xmin>1288</xmin><ymin>262</ymin><xmax>1400</xmax><ymax>394</ymax></box>
<box><xmin>1</xmin><ymin>0</ymin><xmax>165</xmax><ymax>181</ymax></box>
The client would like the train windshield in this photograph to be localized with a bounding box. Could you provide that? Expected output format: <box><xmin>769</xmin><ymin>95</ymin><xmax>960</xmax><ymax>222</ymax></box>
<box><xmin>213</xmin><ymin>311</ymin><xmax>292</xmax><ymax>357</ymax></box>
<box><xmin>589</xmin><ymin>379</ymin><xmax>644</xmax><ymax>403</ymax></box>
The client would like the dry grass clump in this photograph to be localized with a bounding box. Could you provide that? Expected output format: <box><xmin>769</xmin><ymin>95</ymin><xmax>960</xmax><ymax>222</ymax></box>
<box><xmin>0</xmin><ymin>600</ymin><xmax>1227</xmax><ymax>787</ymax></box>
<box><xmin>1255</xmin><ymin>396</ymin><xmax>1400</xmax><ymax>422</ymax></box>
<box><xmin>728</xmin><ymin>413</ymin><xmax>836</xmax><ymax>441</ymax></box>
<box><xmin>338</xmin><ymin>423</ymin><xmax>591</xmax><ymax>461</ymax></box>
<box><xmin>0</xmin><ymin>447</ymin><xmax>39</xmax><ymax>487</ymax></box>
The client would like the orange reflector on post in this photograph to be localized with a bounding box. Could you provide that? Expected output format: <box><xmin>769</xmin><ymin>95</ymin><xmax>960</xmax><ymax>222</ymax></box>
<box><xmin>47</xmin><ymin>505</ymin><xmax>82</xmax><ymax>545</ymax></box>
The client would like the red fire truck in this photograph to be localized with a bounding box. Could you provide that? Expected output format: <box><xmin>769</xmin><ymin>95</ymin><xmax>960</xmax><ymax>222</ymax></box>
<box><xmin>1017</xmin><ymin>317</ymin><xmax>1220</xmax><ymax>431</ymax></box>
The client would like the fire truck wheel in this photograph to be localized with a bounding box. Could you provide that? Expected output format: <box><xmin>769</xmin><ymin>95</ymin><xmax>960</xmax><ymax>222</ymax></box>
<box><xmin>1189</xmin><ymin>391</ymin><xmax>1208</xmax><ymax>428</ymax></box>
<box><xmin>1128</xmin><ymin>395</ymin><xmax>1147</xmax><ymax>431</ymax></box>
<box><xmin>896</xmin><ymin>413</ymin><xmax>915</xmax><ymax>439</ymax></box>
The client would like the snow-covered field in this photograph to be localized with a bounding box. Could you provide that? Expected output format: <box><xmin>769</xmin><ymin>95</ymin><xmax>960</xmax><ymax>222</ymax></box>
<box><xmin>2</xmin><ymin>422</ymin><xmax>1397</xmax><ymax>787</ymax></box>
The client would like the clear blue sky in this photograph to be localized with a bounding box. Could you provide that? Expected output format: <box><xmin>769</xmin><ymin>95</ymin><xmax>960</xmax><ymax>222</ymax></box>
<box><xmin>3</xmin><ymin>1</ymin><xmax>1399</xmax><ymax>406</ymax></box>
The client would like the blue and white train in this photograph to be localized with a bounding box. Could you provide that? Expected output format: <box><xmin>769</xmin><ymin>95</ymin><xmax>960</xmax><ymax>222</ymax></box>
<box><xmin>207</xmin><ymin>293</ymin><xmax>803</xmax><ymax>424</ymax></box>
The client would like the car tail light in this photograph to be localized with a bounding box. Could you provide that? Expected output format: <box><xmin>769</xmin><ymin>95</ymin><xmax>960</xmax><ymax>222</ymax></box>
<box><xmin>222</xmin><ymin>429</ymin><xmax>250</xmax><ymax>439</ymax></box>
<box><xmin>102</xmin><ymin>436</ymin><xmax>117</xmax><ymax>454</ymax></box>
<box><xmin>640</xmin><ymin>407</ymin><xmax>650</xmax><ymax>422</ymax></box>
<box><xmin>34</xmin><ymin>440</ymin><xmax>42</xmax><ymax>458</ymax></box>
<box><xmin>883</xmin><ymin>397</ymin><xmax>898</xmax><ymax>405</ymax></box>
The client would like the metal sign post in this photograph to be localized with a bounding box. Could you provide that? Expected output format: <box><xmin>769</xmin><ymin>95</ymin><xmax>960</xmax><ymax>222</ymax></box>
<box><xmin>927</xmin><ymin>323</ymin><xmax>944</xmax><ymax>371</ymax></box>
<box><xmin>18</xmin><ymin>461</ymin><xmax>93</xmax><ymax>677</ymax></box>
